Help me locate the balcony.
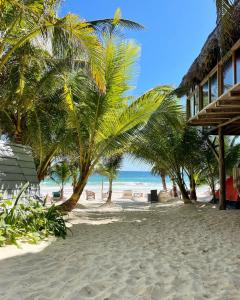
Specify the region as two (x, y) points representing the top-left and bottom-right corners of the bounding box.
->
(186, 40), (240, 135)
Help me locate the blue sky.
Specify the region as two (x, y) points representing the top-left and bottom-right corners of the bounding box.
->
(60, 1), (216, 171)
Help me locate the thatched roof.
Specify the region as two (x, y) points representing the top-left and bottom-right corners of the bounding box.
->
(178, 0), (240, 96)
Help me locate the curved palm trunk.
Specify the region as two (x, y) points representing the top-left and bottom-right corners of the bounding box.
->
(60, 180), (64, 200)
(60, 166), (91, 211)
(37, 148), (57, 181)
(171, 177), (178, 198)
(106, 178), (113, 203)
(189, 174), (197, 201)
(60, 177), (87, 211)
(209, 176), (216, 200)
(175, 172), (191, 204)
(72, 173), (78, 191)
(160, 172), (167, 191)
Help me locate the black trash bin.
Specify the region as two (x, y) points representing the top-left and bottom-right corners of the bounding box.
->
(150, 190), (158, 203)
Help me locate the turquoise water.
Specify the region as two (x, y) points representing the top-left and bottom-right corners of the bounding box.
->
(42, 171), (166, 186)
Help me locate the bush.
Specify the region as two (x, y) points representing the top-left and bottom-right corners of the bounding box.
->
(0, 199), (67, 247)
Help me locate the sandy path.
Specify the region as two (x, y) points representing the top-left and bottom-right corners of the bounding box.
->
(1, 202), (240, 300)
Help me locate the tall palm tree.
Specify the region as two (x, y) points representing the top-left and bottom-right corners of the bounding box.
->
(95, 155), (123, 204)
(131, 115), (196, 203)
(59, 35), (178, 211)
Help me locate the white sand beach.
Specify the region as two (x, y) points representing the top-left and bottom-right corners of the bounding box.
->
(1, 195), (240, 300)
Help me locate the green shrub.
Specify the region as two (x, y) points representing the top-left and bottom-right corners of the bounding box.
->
(0, 199), (67, 247)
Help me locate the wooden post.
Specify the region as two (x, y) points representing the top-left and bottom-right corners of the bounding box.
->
(217, 63), (223, 97)
(218, 127), (226, 210)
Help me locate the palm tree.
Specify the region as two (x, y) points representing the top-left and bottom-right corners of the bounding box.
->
(0, 4), (144, 182)
(0, 2), (143, 90)
(131, 116), (197, 203)
(95, 155), (123, 204)
(59, 35), (178, 211)
(49, 160), (71, 199)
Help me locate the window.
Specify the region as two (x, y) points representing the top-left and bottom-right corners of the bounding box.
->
(236, 48), (240, 83)
(210, 72), (218, 102)
(223, 57), (233, 93)
(195, 89), (199, 114)
(190, 95), (195, 117)
(202, 82), (209, 107)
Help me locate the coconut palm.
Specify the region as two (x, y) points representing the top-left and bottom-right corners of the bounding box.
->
(0, 3), (144, 182)
(95, 155), (123, 204)
(131, 116), (196, 203)
(0, 2), (143, 91)
(59, 35), (180, 211)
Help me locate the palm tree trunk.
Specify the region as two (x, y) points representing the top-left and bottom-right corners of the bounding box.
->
(175, 172), (191, 204)
(171, 177), (178, 197)
(106, 178), (113, 203)
(37, 148), (57, 181)
(60, 180), (64, 200)
(160, 172), (167, 191)
(189, 174), (197, 201)
(210, 177), (216, 199)
(60, 165), (91, 211)
(60, 177), (87, 212)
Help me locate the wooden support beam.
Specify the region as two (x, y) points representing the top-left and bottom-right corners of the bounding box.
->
(217, 100), (240, 106)
(230, 90), (240, 97)
(207, 137), (219, 161)
(206, 108), (240, 113)
(198, 115), (229, 120)
(218, 115), (240, 128)
(218, 127), (226, 210)
(199, 113), (238, 117)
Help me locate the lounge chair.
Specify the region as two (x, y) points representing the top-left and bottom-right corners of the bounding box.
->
(86, 190), (95, 200)
(132, 192), (144, 200)
(52, 191), (61, 201)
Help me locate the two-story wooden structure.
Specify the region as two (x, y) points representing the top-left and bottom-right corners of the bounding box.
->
(178, 1), (240, 209)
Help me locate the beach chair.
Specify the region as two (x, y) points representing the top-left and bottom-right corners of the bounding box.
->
(86, 190), (95, 200)
(52, 191), (61, 201)
(122, 190), (133, 199)
(132, 192), (144, 200)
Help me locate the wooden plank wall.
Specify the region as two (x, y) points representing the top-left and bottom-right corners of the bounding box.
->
(0, 142), (39, 200)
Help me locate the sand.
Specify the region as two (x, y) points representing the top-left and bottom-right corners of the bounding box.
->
(1, 197), (240, 300)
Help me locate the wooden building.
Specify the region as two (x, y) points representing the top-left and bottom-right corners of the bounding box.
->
(0, 141), (39, 201)
(178, 1), (240, 209)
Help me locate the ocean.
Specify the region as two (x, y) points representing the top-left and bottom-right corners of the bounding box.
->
(40, 171), (171, 193)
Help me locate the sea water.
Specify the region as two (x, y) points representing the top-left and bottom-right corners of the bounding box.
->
(40, 171), (171, 193)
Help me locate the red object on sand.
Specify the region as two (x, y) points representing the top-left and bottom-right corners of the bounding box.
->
(215, 176), (239, 201)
